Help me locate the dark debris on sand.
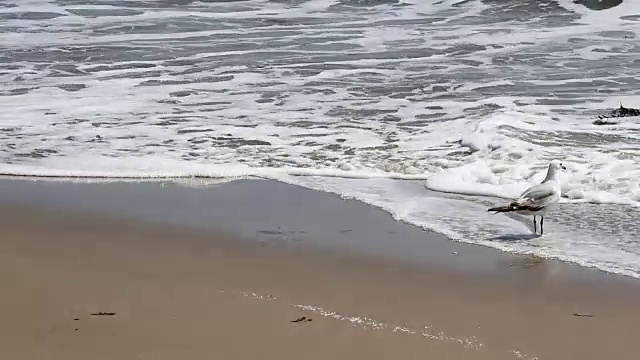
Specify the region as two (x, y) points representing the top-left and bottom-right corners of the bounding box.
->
(291, 316), (312, 323)
(90, 312), (116, 316)
(593, 104), (640, 125)
(572, 313), (596, 318)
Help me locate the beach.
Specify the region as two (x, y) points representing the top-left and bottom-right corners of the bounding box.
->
(3, 0), (640, 359)
(2, 178), (639, 360)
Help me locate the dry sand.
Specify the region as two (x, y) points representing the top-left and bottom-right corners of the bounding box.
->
(1, 180), (640, 360)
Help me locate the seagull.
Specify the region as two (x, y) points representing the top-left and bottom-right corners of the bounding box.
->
(487, 160), (566, 235)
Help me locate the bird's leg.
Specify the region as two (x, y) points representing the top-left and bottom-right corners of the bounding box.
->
(540, 216), (544, 235)
(533, 216), (537, 234)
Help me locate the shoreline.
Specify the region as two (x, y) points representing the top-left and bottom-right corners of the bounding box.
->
(2, 178), (640, 359)
(0, 176), (637, 284)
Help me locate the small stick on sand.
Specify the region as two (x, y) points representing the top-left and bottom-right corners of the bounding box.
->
(572, 313), (595, 318)
(291, 316), (312, 323)
(90, 312), (116, 316)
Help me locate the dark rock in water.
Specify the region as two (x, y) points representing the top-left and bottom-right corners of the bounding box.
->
(57, 84), (86, 92)
(593, 119), (619, 125)
(593, 104), (640, 125)
(608, 104), (640, 117)
(572, 0), (623, 11)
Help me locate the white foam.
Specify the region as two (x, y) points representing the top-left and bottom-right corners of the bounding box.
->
(0, 155), (430, 181)
(425, 110), (640, 206)
(292, 302), (485, 350)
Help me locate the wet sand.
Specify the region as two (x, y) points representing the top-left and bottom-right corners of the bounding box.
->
(1, 178), (640, 359)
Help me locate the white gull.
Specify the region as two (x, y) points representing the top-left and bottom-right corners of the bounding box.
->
(487, 160), (566, 235)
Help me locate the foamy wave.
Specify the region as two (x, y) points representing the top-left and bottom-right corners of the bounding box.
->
(0, 156), (430, 181)
(424, 110), (640, 207)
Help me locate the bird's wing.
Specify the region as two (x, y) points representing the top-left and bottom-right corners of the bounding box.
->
(515, 183), (558, 207)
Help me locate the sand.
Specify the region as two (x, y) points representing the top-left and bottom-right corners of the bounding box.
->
(1, 179), (640, 360)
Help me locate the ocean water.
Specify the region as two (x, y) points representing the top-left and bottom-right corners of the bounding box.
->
(1, 0), (639, 277)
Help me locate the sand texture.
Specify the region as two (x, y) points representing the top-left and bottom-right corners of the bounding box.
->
(1, 180), (640, 359)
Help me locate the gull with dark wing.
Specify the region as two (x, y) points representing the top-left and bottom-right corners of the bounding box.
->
(488, 160), (566, 235)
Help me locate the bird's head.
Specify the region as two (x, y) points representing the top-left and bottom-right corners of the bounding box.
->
(549, 159), (566, 171)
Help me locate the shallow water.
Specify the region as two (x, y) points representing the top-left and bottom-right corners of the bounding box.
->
(1, 0), (639, 277)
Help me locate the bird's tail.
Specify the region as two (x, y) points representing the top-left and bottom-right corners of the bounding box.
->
(487, 205), (515, 213)
(488, 202), (543, 213)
